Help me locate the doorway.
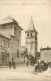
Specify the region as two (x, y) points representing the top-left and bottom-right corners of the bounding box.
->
(2, 52), (4, 64)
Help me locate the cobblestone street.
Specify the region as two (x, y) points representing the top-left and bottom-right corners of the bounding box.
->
(0, 64), (51, 81)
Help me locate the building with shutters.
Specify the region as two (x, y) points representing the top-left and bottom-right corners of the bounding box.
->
(0, 16), (23, 65)
(25, 17), (38, 57)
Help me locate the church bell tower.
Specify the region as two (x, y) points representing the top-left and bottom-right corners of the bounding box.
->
(25, 17), (38, 57)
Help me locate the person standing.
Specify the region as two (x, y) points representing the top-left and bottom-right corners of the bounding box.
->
(12, 58), (14, 66)
(13, 61), (16, 69)
(9, 61), (11, 69)
(26, 61), (29, 67)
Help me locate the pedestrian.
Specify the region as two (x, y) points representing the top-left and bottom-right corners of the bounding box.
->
(12, 58), (14, 66)
(13, 61), (16, 69)
(26, 61), (28, 67)
(9, 61), (11, 69)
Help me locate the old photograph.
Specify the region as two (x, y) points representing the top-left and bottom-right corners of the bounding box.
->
(0, 0), (51, 81)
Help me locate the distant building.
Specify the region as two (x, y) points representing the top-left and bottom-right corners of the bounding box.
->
(25, 17), (38, 57)
(0, 16), (23, 65)
(40, 47), (51, 62)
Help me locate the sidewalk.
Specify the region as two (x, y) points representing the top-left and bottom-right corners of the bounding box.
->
(0, 63), (25, 68)
(0, 65), (9, 68)
(0, 64), (34, 74)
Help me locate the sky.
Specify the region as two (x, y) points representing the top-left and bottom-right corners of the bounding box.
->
(0, 0), (51, 51)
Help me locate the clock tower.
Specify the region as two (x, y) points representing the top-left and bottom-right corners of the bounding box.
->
(25, 17), (38, 57)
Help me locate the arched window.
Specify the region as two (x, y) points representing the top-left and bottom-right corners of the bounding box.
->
(27, 33), (29, 37)
(17, 30), (19, 36)
(7, 53), (9, 57)
(31, 33), (32, 37)
(8, 42), (10, 48)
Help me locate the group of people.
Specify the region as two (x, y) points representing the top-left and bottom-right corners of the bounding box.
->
(35, 60), (48, 72)
(9, 58), (16, 69)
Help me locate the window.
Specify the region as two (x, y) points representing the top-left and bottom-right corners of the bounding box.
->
(18, 40), (19, 46)
(27, 33), (29, 37)
(17, 30), (19, 36)
(0, 40), (1, 46)
(2, 40), (5, 47)
(31, 33), (32, 37)
(2, 52), (4, 63)
(7, 53), (9, 57)
(8, 42), (10, 48)
(27, 33), (32, 37)
(11, 43), (13, 48)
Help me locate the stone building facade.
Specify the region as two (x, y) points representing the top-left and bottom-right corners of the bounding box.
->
(25, 17), (38, 57)
(40, 47), (51, 62)
(0, 16), (23, 65)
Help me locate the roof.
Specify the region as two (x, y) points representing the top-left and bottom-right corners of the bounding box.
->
(28, 17), (35, 30)
(40, 47), (51, 50)
(0, 33), (10, 39)
(25, 29), (38, 33)
(25, 17), (37, 33)
(0, 16), (17, 25)
(0, 16), (23, 30)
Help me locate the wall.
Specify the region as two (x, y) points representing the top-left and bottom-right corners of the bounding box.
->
(0, 24), (14, 36)
(0, 23), (22, 64)
(14, 25), (22, 56)
(26, 36), (37, 57)
(40, 49), (51, 62)
(0, 35), (10, 64)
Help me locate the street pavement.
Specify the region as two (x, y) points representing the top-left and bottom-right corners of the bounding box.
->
(0, 64), (51, 81)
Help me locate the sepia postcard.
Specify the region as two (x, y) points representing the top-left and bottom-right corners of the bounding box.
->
(0, 0), (51, 81)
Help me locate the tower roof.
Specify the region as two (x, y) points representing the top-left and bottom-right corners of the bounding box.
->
(28, 17), (35, 30)
(25, 17), (37, 33)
